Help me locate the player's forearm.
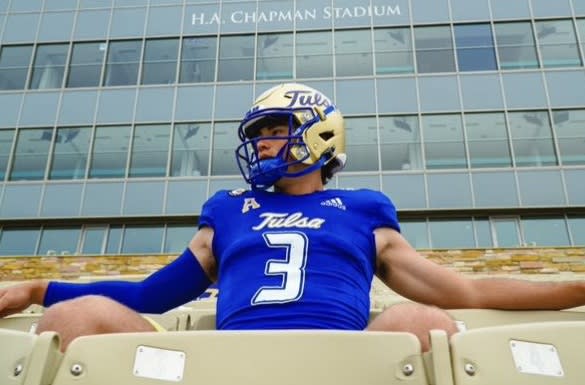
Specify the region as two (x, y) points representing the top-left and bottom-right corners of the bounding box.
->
(469, 278), (585, 310)
(30, 280), (50, 305)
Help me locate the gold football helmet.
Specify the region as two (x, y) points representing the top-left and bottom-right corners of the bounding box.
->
(235, 83), (346, 189)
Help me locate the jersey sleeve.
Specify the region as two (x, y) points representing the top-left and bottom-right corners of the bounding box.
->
(198, 190), (227, 230)
(365, 190), (401, 232)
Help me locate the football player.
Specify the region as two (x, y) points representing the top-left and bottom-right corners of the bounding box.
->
(1, 83), (584, 352)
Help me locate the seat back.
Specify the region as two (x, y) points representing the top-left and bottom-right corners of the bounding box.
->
(450, 321), (585, 385)
(0, 314), (42, 333)
(447, 309), (585, 331)
(0, 329), (61, 385)
(186, 309), (216, 330)
(52, 330), (429, 385)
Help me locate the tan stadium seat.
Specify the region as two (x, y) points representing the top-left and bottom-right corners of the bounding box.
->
(447, 309), (585, 331)
(0, 312), (190, 333)
(51, 330), (431, 385)
(0, 329), (61, 385)
(450, 321), (585, 385)
(186, 308), (216, 330)
(143, 311), (192, 331)
(0, 314), (42, 333)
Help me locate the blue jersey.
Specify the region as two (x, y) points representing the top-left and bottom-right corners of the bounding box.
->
(198, 188), (400, 331)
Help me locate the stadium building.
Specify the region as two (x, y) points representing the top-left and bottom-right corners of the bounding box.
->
(0, 0), (584, 260)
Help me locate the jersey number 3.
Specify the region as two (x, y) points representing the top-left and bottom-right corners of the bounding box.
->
(251, 231), (308, 305)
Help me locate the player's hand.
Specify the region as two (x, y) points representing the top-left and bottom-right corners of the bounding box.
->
(0, 280), (48, 318)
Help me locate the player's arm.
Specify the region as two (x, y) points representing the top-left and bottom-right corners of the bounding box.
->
(0, 227), (217, 317)
(374, 227), (585, 310)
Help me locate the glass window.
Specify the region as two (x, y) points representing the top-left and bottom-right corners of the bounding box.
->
(41, 183), (83, 217)
(494, 22), (539, 69)
(211, 121), (240, 175)
(105, 226), (122, 254)
(89, 125), (131, 179)
(59, 91), (98, 125)
(0, 228), (40, 256)
(502, 72), (547, 108)
(129, 124), (170, 178)
(81, 227), (106, 254)
(0, 130), (14, 181)
(3, 14), (40, 43)
(374, 27), (414, 74)
(535, 20), (582, 68)
(343, 117), (379, 172)
(214, 83), (253, 119)
(109, 7), (147, 38)
(0, 45), (33, 90)
(82, 182), (124, 216)
(474, 218), (493, 248)
(522, 217), (570, 246)
(121, 225), (164, 254)
(175, 86), (214, 120)
(146, 5), (182, 36)
(427, 173), (473, 208)
(142, 38), (179, 85)
(38, 227), (81, 255)
(382, 174), (426, 209)
(568, 217), (585, 246)
(464, 112), (512, 168)
(376, 77), (418, 113)
(564, 169), (585, 205)
(411, 0), (449, 23)
(49, 127), (91, 180)
(335, 79), (375, 114)
(552, 109), (585, 165)
(103, 40), (142, 86)
(256, 33), (293, 80)
(124, 181), (164, 215)
(422, 114), (467, 169)
(400, 221), (429, 249)
(171, 123), (210, 176)
(38, 12), (75, 42)
(517, 170), (565, 206)
(9, 128), (52, 181)
(74, 10), (110, 40)
(507, 111), (558, 167)
(429, 219), (475, 248)
(67, 42), (106, 88)
(472, 171), (519, 207)
(454, 24), (497, 72)
(379, 116), (422, 170)
(164, 225), (195, 253)
(135, 88), (174, 122)
(578, 19), (585, 62)
(459, 74), (504, 110)
(492, 218), (521, 247)
(335, 29), (373, 77)
(418, 75), (460, 112)
(96, 89), (136, 123)
(296, 31), (333, 78)
(29, 44), (69, 89)
(414, 26), (455, 73)
(218, 35), (254, 81)
(180, 36), (217, 83)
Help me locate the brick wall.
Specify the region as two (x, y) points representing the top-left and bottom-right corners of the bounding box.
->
(1, 247), (585, 284)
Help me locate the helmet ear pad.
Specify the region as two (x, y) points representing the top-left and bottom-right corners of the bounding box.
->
(294, 107), (346, 169)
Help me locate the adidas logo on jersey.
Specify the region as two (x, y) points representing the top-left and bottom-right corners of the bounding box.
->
(320, 197), (346, 211)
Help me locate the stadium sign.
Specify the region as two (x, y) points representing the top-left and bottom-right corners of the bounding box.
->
(191, 5), (401, 25)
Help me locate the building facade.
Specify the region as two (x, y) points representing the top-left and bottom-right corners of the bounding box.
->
(0, 0), (584, 257)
